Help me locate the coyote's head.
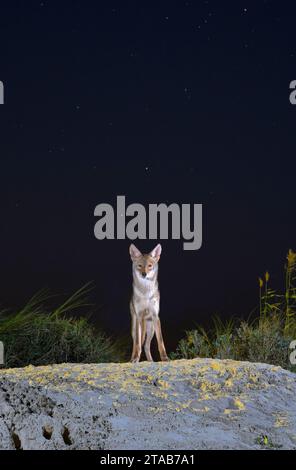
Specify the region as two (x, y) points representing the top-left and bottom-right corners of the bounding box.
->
(129, 243), (162, 279)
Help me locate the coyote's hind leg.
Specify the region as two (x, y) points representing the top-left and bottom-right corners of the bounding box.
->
(154, 317), (169, 361)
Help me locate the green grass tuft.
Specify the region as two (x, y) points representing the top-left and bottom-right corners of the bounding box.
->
(0, 284), (123, 368)
(172, 250), (296, 372)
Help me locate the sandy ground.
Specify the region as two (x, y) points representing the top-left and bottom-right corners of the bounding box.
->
(0, 358), (296, 450)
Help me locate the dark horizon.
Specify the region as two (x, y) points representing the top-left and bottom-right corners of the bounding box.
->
(1, 1), (296, 352)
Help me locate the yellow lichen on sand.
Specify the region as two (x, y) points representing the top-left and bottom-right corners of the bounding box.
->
(274, 413), (289, 428)
(233, 398), (245, 410)
(0, 358), (277, 410)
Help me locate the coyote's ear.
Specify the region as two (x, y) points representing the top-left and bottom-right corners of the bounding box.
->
(129, 244), (142, 260)
(150, 243), (162, 261)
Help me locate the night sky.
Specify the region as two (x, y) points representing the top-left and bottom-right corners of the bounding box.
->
(1, 1), (296, 352)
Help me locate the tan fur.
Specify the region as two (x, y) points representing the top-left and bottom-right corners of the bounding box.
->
(129, 243), (168, 363)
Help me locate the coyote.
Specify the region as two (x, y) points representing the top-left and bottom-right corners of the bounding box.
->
(129, 243), (169, 363)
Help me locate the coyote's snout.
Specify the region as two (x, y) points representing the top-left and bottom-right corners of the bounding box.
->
(129, 243), (168, 363)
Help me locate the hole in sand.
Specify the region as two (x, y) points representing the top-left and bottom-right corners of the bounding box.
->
(12, 432), (22, 450)
(42, 425), (53, 440)
(62, 426), (72, 446)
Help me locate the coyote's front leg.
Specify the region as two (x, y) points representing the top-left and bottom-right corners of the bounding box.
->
(130, 307), (142, 363)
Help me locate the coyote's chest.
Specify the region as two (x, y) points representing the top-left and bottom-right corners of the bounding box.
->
(132, 275), (160, 314)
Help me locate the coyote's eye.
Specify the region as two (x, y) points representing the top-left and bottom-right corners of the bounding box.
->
(138, 264), (142, 268)
(148, 264), (152, 268)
